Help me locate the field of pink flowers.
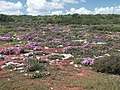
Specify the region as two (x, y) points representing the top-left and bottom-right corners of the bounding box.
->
(0, 23), (120, 90)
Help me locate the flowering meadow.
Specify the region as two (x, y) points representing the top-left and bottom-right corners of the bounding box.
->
(0, 14), (120, 90)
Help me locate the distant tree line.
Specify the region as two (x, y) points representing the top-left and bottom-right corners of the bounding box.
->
(0, 14), (14, 22)
(1, 14), (120, 25)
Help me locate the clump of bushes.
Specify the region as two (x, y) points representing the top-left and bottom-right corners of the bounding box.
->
(5, 64), (15, 70)
(25, 54), (46, 72)
(24, 54), (50, 79)
(73, 58), (82, 64)
(63, 47), (81, 57)
(93, 54), (120, 75)
(48, 54), (64, 60)
(27, 71), (50, 79)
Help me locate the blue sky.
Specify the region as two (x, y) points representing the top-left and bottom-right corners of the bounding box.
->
(0, 0), (120, 15)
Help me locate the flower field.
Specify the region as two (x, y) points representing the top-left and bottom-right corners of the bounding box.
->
(0, 14), (120, 90)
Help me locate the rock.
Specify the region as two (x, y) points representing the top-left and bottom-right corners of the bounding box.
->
(24, 52), (33, 57)
(0, 55), (5, 60)
(6, 62), (14, 66)
(1, 65), (6, 68)
(15, 44), (20, 47)
(74, 64), (78, 68)
(36, 70), (40, 73)
(61, 54), (73, 60)
(44, 47), (49, 49)
(16, 67), (24, 70)
(24, 73), (28, 76)
(70, 61), (74, 65)
(50, 87), (53, 90)
(20, 70), (25, 73)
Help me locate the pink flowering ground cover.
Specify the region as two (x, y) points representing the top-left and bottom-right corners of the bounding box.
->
(0, 37), (12, 41)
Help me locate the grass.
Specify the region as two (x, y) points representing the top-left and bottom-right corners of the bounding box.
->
(64, 71), (120, 90)
(1, 66), (120, 90)
(0, 72), (50, 90)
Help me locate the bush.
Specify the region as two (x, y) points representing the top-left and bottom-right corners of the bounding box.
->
(93, 54), (120, 75)
(25, 54), (46, 72)
(28, 72), (50, 79)
(63, 47), (81, 57)
(48, 54), (64, 60)
(5, 64), (14, 70)
(73, 58), (82, 64)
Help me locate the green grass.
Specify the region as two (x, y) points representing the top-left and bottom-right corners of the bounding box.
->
(0, 66), (120, 90)
(0, 72), (50, 90)
(64, 72), (120, 90)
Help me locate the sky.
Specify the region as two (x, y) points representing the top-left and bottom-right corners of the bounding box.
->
(0, 0), (120, 16)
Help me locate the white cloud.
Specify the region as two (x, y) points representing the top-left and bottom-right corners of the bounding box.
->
(62, 0), (79, 4)
(0, 1), (23, 15)
(62, 0), (86, 3)
(1, 0), (120, 16)
(94, 6), (120, 14)
(66, 7), (92, 14)
(52, 0), (86, 3)
(66, 6), (120, 15)
(51, 10), (63, 15)
(26, 0), (64, 15)
(26, 0), (86, 15)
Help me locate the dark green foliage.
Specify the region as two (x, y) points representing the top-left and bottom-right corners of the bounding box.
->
(91, 25), (120, 32)
(25, 54), (46, 72)
(5, 64), (14, 70)
(48, 54), (64, 60)
(1, 14), (120, 25)
(64, 48), (81, 57)
(0, 14), (14, 22)
(73, 58), (82, 64)
(28, 72), (50, 79)
(93, 54), (120, 75)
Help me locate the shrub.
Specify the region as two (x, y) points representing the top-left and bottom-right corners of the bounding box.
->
(27, 72), (50, 79)
(93, 54), (120, 75)
(48, 54), (64, 60)
(25, 54), (46, 72)
(63, 47), (81, 57)
(73, 58), (82, 64)
(5, 64), (14, 70)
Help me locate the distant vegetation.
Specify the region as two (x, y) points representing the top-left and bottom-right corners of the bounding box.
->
(0, 14), (120, 25)
(0, 14), (14, 22)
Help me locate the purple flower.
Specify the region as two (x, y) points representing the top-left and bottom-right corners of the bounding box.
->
(20, 34), (29, 40)
(26, 42), (43, 51)
(81, 58), (94, 65)
(33, 46), (43, 51)
(1, 47), (25, 55)
(0, 37), (12, 41)
(62, 46), (74, 52)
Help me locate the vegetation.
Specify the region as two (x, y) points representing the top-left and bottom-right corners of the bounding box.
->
(0, 13), (120, 90)
(25, 54), (46, 72)
(93, 53), (120, 75)
(1, 14), (120, 25)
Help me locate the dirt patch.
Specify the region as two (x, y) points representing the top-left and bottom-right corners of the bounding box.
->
(43, 48), (63, 53)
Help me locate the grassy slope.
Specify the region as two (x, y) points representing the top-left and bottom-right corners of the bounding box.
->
(0, 67), (120, 90)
